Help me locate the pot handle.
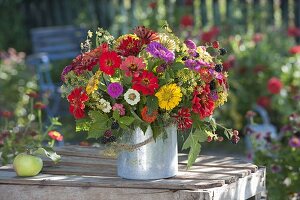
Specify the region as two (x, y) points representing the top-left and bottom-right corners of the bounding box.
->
(253, 104), (271, 124)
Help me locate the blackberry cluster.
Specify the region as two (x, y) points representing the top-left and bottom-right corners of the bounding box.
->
(100, 135), (117, 144)
(209, 81), (216, 91)
(181, 56), (188, 61)
(219, 48), (227, 56)
(215, 64), (223, 72)
(111, 121), (119, 130)
(231, 130), (240, 144)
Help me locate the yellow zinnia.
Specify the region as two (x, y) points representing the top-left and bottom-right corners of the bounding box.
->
(86, 71), (101, 95)
(155, 84), (182, 111)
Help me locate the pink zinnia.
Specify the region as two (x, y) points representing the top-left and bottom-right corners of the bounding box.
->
(107, 82), (123, 98)
(112, 103), (126, 116)
(120, 56), (146, 77)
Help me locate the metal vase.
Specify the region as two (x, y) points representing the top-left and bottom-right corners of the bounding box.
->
(117, 125), (178, 180)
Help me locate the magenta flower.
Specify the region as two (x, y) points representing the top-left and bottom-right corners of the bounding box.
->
(112, 103), (125, 116)
(146, 41), (175, 63)
(61, 65), (74, 82)
(184, 39), (197, 49)
(107, 82), (123, 98)
(289, 136), (300, 148)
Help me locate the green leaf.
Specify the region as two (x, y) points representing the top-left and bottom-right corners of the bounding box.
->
(146, 96), (158, 114)
(50, 117), (62, 126)
(87, 111), (110, 139)
(172, 62), (185, 71)
(152, 124), (163, 141)
(119, 116), (135, 126)
(33, 147), (61, 163)
(130, 108), (144, 123)
(76, 118), (91, 132)
(191, 113), (203, 129)
(187, 143), (201, 168)
(113, 110), (120, 120)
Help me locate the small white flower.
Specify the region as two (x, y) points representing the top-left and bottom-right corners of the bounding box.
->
(124, 89), (140, 105)
(99, 98), (112, 113)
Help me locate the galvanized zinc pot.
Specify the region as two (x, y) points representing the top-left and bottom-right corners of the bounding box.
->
(117, 125), (178, 180)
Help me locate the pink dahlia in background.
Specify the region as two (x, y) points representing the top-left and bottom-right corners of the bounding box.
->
(99, 51), (121, 75)
(120, 56), (146, 77)
(267, 77), (282, 94)
(180, 15), (194, 27)
(107, 82), (123, 98)
(289, 45), (300, 54)
(287, 26), (300, 37)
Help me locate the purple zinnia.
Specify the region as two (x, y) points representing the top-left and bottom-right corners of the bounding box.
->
(146, 41), (175, 63)
(107, 82), (123, 98)
(184, 39), (197, 49)
(289, 136), (300, 148)
(184, 59), (208, 70)
(61, 65), (74, 82)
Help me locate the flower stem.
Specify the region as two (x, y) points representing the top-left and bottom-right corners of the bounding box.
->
(49, 139), (55, 148)
(38, 109), (43, 141)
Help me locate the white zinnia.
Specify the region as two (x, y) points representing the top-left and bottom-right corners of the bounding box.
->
(99, 98), (112, 113)
(124, 89), (140, 105)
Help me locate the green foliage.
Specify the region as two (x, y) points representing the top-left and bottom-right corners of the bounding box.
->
(87, 111), (110, 139)
(146, 96), (158, 114)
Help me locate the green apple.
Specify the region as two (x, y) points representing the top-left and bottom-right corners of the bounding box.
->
(13, 153), (43, 177)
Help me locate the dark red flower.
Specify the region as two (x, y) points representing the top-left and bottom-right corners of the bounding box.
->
(201, 26), (220, 43)
(174, 108), (192, 130)
(184, 0), (193, 6)
(288, 26), (300, 37)
(117, 36), (142, 57)
(180, 15), (194, 27)
(253, 64), (266, 74)
(1, 111), (12, 118)
(148, 1), (157, 9)
(99, 51), (121, 76)
(132, 70), (159, 95)
(70, 43), (108, 75)
(27, 91), (39, 98)
(267, 77), (282, 94)
(223, 55), (235, 71)
(34, 102), (47, 110)
(257, 96), (271, 108)
(133, 26), (160, 45)
(192, 85), (215, 119)
(212, 41), (220, 49)
(252, 33), (264, 43)
(199, 67), (213, 83)
(67, 87), (89, 119)
(289, 45), (300, 54)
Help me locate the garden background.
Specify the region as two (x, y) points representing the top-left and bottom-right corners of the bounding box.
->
(1, 0), (300, 199)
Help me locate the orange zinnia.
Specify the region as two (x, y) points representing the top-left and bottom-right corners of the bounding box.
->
(141, 106), (157, 123)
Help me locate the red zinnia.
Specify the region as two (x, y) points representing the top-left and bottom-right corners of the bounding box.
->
(257, 96), (271, 108)
(180, 15), (194, 27)
(133, 26), (160, 45)
(192, 85), (215, 119)
(289, 45), (300, 54)
(117, 36), (142, 57)
(288, 26), (300, 37)
(199, 67), (213, 83)
(201, 26), (220, 43)
(67, 87), (89, 119)
(267, 77), (282, 94)
(99, 51), (121, 76)
(174, 108), (192, 130)
(132, 70), (159, 95)
(48, 131), (63, 141)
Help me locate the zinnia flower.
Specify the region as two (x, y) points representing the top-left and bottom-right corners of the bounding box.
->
(107, 82), (123, 98)
(120, 56), (146, 77)
(98, 98), (112, 113)
(267, 77), (282, 94)
(112, 103), (125, 116)
(192, 85), (215, 119)
(184, 39), (197, 49)
(116, 35), (143, 57)
(132, 70), (159, 95)
(124, 89), (140, 105)
(133, 26), (160, 45)
(289, 136), (300, 148)
(99, 51), (121, 76)
(141, 106), (157, 123)
(61, 65), (74, 82)
(155, 84), (182, 111)
(48, 131), (63, 141)
(86, 70), (101, 95)
(146, 41), (175, 63)
(67, 87), (89, 119)
(174, 108), (192, 130)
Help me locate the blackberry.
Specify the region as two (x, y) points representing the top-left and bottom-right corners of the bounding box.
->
(111, 121), (119, 130)
(215, 64), (223, 72)
(100, 136), (108, 144)
(104, 130), (113, 138)
(219, 48), (227, 56)
(108, 136), (117, 143)
(181, 56), (188, 61)
(231, 135), (240, 144)
(209, 81), (216, 90)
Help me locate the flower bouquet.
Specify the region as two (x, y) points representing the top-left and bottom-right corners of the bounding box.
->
(61, 23), (238, 176)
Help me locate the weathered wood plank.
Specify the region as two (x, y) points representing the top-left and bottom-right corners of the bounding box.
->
(0, 171), (224, 190)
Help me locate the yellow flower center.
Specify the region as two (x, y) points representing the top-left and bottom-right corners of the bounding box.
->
(129, 93), (136, 100)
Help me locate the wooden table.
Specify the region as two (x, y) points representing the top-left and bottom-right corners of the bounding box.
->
(0, 146), (265, 200)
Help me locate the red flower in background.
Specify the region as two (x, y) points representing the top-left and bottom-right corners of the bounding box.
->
(184, 0), (193, 6)
(253, 64), (266, 74)
(267, 77), (283, 94)
(174, 108), (193, 130)
(289, 45), (300, 54)
(34, 102), (47, 110)
(223, 55), (235, 71)
(180, 15), (194, 27)
(252, 33), (264, 43)
(257, 96), (271, 108)
(288, 26), (300, 37)
(27, 91), (39, 99)
(1, 111), (12, 118)
(148, 1), (157, 9)
(132, 70), (159, 95)
(67, 87), (89, 119)
(99, 51), (121, 75)
(201, 26), (220, 43)
(192, 85), (215, 119)
(48, 131), (63, 141)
